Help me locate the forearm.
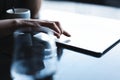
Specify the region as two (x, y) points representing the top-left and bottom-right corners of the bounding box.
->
(0, 19), (18, 38)
(25, 0), (42, 19)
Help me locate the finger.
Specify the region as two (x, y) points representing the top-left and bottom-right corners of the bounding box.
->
(54, 21), (71, 37)
(63, 30), (71, 37)
(41, 21), (71, 37)
(39, 24), (61, 38)
(39, 21), (61, 34)
(53, 22), (71, 37)
(54, 21), (63, 34)
(54, 31), (60, 38)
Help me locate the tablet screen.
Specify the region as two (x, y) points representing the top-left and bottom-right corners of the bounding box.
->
(57, 24), (120, 54)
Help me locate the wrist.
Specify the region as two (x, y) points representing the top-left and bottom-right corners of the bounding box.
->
(12, 19), (23, 30)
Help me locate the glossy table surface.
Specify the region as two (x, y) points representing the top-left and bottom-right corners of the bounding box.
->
(40, 2), (120, 80)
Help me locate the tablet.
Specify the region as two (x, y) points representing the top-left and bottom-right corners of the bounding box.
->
(41, 10), (120, 58)
(56, 19), (120, 58)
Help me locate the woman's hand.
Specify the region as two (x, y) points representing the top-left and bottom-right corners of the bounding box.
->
(0, 19), (71, 55)
(16, 19), (71, 38)
(0, 19), (70, 38)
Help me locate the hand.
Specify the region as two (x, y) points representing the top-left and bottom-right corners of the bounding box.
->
(17, 19), (71, 38)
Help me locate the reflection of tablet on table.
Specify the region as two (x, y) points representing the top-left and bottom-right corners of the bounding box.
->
(56, 23), (120, 58)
